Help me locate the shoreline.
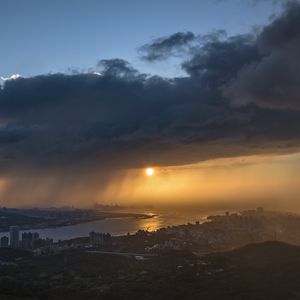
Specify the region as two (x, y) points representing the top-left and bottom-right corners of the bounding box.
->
(0, 211), (155, 234)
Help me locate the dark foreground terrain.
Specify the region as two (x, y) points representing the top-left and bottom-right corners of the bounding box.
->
(0, 241), (299, 300)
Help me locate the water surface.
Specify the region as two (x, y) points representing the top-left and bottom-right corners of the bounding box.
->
(0, 209), (221, 242)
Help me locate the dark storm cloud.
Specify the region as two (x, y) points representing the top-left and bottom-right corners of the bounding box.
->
(182, 34), (258, 82)
(223, 1), (300, 109)
(0, 2), (300, 175)
(0, 124), (32, 144)
(98, 58), (140, 78)
(139, 31), (196, 61)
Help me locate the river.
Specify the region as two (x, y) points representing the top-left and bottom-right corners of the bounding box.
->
(0, 209), (223, 242)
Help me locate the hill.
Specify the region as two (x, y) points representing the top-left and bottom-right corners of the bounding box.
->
(0, 241), (299, 299)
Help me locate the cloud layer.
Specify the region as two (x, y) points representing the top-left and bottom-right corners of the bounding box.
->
(0, 1), (300, 180)
(224, 0), (300, 110)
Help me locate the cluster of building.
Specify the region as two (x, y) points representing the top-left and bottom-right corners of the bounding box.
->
(89, 232), (112, 246)
(145, 208), (300, 253)
(0, 226), (53, 250)
(0, 228), (114, 254)
(1, 208), (300, 256)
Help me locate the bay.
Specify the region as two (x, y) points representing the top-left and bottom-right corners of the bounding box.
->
(0, 209), (221, 242)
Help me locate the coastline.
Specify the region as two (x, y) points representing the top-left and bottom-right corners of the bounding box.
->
(0, 211), (155, 233)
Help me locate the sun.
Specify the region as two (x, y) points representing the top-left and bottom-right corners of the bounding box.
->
(145, 167), (155, 176)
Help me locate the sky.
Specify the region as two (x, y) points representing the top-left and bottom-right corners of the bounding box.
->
(0, 0), (281, 78)
(0, 0), (300, 210)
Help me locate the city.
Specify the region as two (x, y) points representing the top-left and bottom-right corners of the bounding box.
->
(1, 208), (300, 299)
(1, 208), (300, 256)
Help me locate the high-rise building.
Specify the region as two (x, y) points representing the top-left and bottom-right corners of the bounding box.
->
(0, 236), (9, 248)
(10, 226), (20, 248)
(89, 232), (111, 246)
(21, 232), (41, 250)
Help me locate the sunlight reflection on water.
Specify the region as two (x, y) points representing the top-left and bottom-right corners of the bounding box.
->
(0, 209), (221, 242)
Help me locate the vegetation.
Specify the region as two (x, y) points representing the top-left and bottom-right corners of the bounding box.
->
(0, 241), (300, 299)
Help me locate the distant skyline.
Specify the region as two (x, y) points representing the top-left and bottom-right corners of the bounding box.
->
(1, 0), (281, 78)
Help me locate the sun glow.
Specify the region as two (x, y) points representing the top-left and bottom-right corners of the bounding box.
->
(145, 167), (155, 176)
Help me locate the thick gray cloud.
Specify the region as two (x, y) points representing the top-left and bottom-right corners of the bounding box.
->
(139, 31), (196, 61)
(98, 59), (140, 78)
(0, 2), (300, 177)
(223, 1), (300, 109)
